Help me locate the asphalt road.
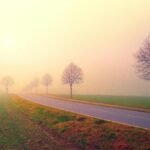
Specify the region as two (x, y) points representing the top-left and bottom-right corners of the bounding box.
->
(19, 94), (150, 129)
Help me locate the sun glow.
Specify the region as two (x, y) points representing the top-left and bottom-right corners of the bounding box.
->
(0, 34), (17, 50)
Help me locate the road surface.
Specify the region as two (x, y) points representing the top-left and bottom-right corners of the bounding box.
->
(19, 94), (150, 129)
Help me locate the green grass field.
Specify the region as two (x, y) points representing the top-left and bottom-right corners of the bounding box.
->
(0, 95), (149, 150)
(52, 95), (150, 109)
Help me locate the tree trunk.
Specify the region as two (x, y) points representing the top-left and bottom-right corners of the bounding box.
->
(70, 84), (72, 99)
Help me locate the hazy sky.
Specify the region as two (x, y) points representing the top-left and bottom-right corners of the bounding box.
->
(0, 0), (150, 96)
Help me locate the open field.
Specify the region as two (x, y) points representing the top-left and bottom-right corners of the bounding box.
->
(51, 95), (150, 109)
(0, 95), (149, 150)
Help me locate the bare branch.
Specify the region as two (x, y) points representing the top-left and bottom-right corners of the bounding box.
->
(42, 73), (52, 94)
(62, 63), (83, 85)
(135, 36), (150, 80)
(62, 63), (83, 98)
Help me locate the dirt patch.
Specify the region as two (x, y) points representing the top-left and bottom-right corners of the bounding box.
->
(113, 138), (130, 150)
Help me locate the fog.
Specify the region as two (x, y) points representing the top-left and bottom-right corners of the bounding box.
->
(0, 0), (150, 96)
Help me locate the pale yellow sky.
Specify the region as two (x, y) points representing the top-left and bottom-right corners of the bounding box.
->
(0, 0), (150, 95)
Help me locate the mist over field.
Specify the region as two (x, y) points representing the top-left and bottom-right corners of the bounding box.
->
(0, 1), (149, 150)
(0, 0), (150, 96)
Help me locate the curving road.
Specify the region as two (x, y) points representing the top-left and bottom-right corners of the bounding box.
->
(19, 94), (150, 129)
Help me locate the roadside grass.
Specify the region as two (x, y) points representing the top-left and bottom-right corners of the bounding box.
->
(31, 107), (75, 127)
(0, 95), (73, 150)
(51, 94), (150, 109)
(0, 95), (28, 149)
(13, 95), (150, 150)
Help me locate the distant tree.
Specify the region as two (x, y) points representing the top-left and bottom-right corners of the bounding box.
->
(23, 84), (32, 93)
(42, 74), (52, 94)
(62, 63), (83, 98)
(135, 36), (150, 80)
(1, 76), (14, 94)
(30, 78), (39, 94)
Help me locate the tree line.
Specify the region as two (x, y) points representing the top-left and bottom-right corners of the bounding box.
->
(1, 63), (83, 98)
(24, 63), (83, 98)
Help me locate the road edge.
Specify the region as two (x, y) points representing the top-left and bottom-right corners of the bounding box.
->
(45, 95), (150, 113)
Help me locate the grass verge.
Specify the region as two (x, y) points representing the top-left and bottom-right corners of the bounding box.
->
(50, 94), (150, 110)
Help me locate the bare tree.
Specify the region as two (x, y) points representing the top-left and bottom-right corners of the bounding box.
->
(62, 63), (83, 98)
(42, 74), (52, 94)
(30, 78), (39, 94)
(1, 76), (14, 94)
(135, 36), (150, 80)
